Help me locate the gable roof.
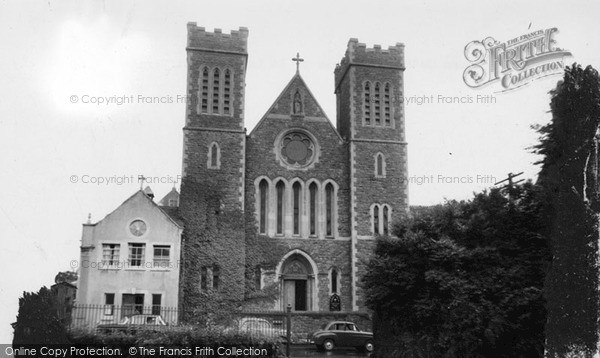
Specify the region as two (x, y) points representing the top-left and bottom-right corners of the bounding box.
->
(249, 73), (342, 141)
(91, 189), (183, 229)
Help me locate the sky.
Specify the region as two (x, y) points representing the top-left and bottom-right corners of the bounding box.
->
(1, 0), (599, 343)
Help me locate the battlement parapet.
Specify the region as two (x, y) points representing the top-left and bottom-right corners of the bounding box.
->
(334, 38), (405, 89)
(187, 22), (248, 54)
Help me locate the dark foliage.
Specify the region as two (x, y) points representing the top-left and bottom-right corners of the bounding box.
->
(364, 183), (550, 358)
(534, 64), (600, 357)
(13, 286), (69, 345)
(178, 178), (246, 326)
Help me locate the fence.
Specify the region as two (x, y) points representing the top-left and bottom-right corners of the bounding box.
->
(68, 304), (178, 333)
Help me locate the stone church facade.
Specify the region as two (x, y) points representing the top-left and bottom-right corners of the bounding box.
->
(179, 23), (408, 314)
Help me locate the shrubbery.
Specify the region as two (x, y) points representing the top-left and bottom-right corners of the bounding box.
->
(68, 327), (281, 357)
(364, 183), (550, 358)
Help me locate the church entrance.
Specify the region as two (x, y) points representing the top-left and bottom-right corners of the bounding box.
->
(280, 254), (314, 311)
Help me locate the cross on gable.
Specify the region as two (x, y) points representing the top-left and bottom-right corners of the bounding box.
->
(292, 52), (304, 73)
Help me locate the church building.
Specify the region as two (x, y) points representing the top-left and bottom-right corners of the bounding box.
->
(179, 23), (408, 314)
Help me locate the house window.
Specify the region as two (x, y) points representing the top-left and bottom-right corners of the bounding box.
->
(212, 68), (221, 113)
(128, 243), (145, 267)
(375, 153), (386, 177)
(364, 81), (371, 125)
(325, 183), (333, 237)
(259, 179), (268, 234)
(200, 67), (209, 113)
(152, 294), (161, 315)
(309, 182), (317, 236)
(293, 182), (301, 235)
(102, 244), (120, 267)
(153, 245), (170, 268)
(224, 69), (232, 115)
(168, 198), (178, 207)
(200, 266), (207, 290)
(276, 181), (285, 235)
(373, 205), (380, 235)
(208, 142), (220, 169)
(384, 83), (391, 125)
(212, 265), (220, 290)
(104, 293), (115, 315)
(374, 82), (381, 125)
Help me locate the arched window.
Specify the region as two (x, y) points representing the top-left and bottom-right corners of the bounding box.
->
(325, 183), (334, 237)
(293, 182), (301, 235)
(200, 67), (209, 113)
(208, 142), (220, 169)
(384, 83), (391, 126)
(383, 205), (389, 235)
(259, 179), (268, 234)
(331, 268), (339, 294)
(200, 266), (207, 290)
(375, 153), (385, 177)
(212, 265), (220, 290)
(373, 204), (380, 235)
(309, 182), (317, 236)
(255, 266), (262, 289)
(364, 81), (371, 125)
(374, 82), (381, 125)
(276, 181), (285, 235)
(212, 68), (221, 113)
(224, 69), (231, 115)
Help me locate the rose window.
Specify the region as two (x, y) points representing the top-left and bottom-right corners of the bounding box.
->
(280, 132), (315, 167)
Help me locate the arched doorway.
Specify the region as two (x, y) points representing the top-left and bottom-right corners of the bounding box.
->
(280, 253), (315, 311)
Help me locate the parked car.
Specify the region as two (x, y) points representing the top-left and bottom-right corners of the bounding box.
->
(226, 317), (289, 342)
(96, 314), (167, 333)
(311, 321), (373, 352)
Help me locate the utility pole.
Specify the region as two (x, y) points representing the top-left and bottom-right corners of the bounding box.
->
(494, 172), (524, 200)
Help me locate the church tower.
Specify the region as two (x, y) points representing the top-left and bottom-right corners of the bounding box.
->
(179, 24), (248, 314)
(334, 39), (408, 309)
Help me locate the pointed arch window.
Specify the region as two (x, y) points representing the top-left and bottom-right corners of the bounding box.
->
(331, 268), (339, 294)
(364, 81), (371, 125)
(374, 82), (381, 125)
(200, 67), (209, 113)
(325, 183), (334, 237)
(383, 205), (389, 235)
(293, 182), (301, 235)
(224, 69), (232, 115)
(200, 266), (207, 290)
(276, 181), (285, 235)
(212, 265), (220, 290)
(384, 83), (391, 126)
(309, 182), (317, 236)
(212, 68), (221, 113)
(373, 204), (380, 235)
(208, 142), (220, 169)
(375, 153), (386, 178)
(259, 180), (268, 234)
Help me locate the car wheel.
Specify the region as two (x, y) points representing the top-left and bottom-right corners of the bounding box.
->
(323, 339), (335, 351)
(364, 340), (374, 353)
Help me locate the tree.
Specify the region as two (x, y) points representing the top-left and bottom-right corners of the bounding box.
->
(364, 183), (550, 358)
(534, 64), (600, 357)
(13, 286), (68, 345)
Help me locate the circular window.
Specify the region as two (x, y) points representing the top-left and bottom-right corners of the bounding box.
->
(279, 132), (316, 167)
(129, 220), (147, 237)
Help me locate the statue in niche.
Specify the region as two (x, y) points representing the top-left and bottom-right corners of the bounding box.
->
(293, 91), (303, 114)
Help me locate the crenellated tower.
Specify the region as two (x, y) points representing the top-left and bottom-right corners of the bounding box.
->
(179, 24), (248, 316)
(334, 39), (408, 310)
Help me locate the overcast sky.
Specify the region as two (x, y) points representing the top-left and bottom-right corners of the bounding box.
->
(1, 0), (599, 342)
